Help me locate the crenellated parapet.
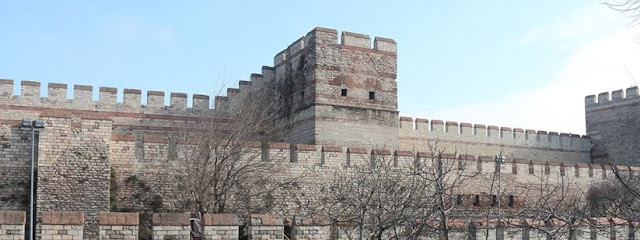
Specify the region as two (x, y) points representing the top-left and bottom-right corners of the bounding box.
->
(585, 86), (639, 107)
(585, 87), (640, 165)
(0, 79), (213, 112)
(398, 116), (592, 163)
(106, 134), (628, 183)
(212, 66), (276, 112)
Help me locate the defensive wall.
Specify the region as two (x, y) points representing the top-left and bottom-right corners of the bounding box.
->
(1, 27), (633, 239)
(586, 86), (640, 166)
(217, 27), (400, 148)
(210, 27), (592, 162)
(398, 117), (592, 163)
(1, 211), (638, 240)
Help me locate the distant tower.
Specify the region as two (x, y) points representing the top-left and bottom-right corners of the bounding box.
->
(585, 87), (640, 165)
(273, 27), (399, 148)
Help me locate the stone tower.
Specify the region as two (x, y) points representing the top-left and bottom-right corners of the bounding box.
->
(273, 27), (399, 148)
(585, 86), (640, 165)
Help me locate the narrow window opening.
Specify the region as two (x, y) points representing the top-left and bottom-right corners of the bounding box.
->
(341, 88), (348, 96)
(508, 195), (515, 207)
(473, 195), (480, 206)
(528, 161), (534, 175)
(369, 91), (375, 100)
(544, 163), (550, 175)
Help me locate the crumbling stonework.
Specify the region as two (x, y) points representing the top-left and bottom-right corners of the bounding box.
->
(36, 117), (111, 239)
(0, 125), (31, 212)
(0, 124), (10, 142)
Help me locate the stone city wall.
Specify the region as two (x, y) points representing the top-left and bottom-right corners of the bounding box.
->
(4, 211), (637, 240)
(151, 213), (190, 240)
(586, 86), (640, 166)
(40, 211), (84, 240)
(202, 214), (240, 240)
(0, 211), (26, 240)
(248, 214), (285, 240)
(399, 116), (592, 163)
(98, 212), (139, 240)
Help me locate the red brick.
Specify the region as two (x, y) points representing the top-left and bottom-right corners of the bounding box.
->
(321, 146), (343, 153)
(202, 214), (239, 226)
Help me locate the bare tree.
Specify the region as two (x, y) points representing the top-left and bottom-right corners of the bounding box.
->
(606, 0), (640, 26)
(170, 80), (309, 219)
(323, 141), (481, 240)
(323, 150), (430, 240)
(506, 175), (595, 239)
(593, 166), (640, 222)
(409, 141), (479, 240)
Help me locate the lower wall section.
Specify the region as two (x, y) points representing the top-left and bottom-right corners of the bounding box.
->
(248, 214), (285, 240)
(152, 213), (190, 240)
(98, 212), (139, 240)
(202, 214), (240, 240)
(40, 211), (84, 240)
(0, 211), (26, 240)
(6, 211), (638, 240)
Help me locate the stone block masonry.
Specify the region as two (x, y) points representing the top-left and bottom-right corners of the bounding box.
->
(292, 215), (331, 240)
(398, 117), (592, 163)
(202, 214), (240, 240)
(3, 26), (640, 239)
(248, 214), (284, 240)
(586, 87), (640, 165)
(40, 211), (84, 240)
(0, 211), (26, 240)
(152, 213), (190, 239)
(98, 212), (139, 240)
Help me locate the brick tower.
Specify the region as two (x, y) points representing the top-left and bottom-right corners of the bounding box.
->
(273, 27), (399, 148)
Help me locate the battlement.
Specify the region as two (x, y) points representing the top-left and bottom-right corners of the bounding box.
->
(585, 86), (639, 108)
(106, 133), (612, 177)
(585, 86), (640, 165)
(0, 79), (213, 112)
(398, 116), (591, 157)
(273, 27), (397, 67)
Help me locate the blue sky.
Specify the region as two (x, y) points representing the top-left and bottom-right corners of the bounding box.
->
(1, 1), (639, 134)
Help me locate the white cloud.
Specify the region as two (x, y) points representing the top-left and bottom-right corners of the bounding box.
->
(426, 29), (640, 135)
(407, 2), (640, 135)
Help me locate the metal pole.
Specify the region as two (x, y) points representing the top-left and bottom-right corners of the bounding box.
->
(495, 155), (503, 227)
(497, 158), (501, 223)
(29, 123), (34, 240)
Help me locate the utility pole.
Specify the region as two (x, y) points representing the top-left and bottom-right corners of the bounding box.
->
(22, 118), (45, 240)
(495, 155), (506, 224)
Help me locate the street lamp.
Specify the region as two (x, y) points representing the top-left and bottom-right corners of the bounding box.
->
(22, 118), (44, 240)
(495, 155), (506, 226)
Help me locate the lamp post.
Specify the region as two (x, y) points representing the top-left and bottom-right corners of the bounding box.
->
(22, 118), (44, 240)
(495, 155), (506, 225)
